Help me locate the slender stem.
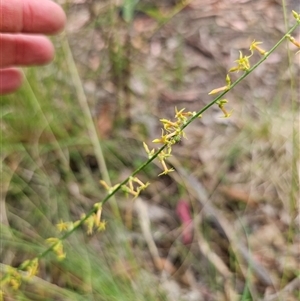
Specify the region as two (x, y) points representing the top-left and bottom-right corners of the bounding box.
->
(14, 21), (300, 269)
(181, 21), (300, 128)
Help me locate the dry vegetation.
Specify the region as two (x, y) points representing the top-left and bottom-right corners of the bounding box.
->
(1, 0), (299, 300)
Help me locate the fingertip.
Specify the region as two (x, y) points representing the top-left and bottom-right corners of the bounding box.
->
(56, 6), (67, 34)
(0, 0), (67, 34)
(0, 34), (56, 68)
(47, 1), (67, 34)
(37, 36), (55, 64)
(22, 0), (67, 34)
(0, 68), (23, 95)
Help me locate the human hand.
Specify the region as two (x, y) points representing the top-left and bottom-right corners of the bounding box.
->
(0, 0), (66, 94)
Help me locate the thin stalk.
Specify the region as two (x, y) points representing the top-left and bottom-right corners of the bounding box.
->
(9, 21), (300, 272)
(280, 1), (299, 290)
(100, 23), (299, 200)
(181, 21), (300, 128)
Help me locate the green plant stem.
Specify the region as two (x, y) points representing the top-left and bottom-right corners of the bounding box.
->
(11, 21), (300, 273)
(182, 21), (300, 128)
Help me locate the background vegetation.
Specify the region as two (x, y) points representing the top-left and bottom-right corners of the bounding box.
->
(1, 0), (299, 300)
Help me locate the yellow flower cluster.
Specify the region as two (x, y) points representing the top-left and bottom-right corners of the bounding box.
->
(3, 11), (299, 300)
(121, 176), (150, 198)
(153, 107), (195, 145)
(19, 258), (39, 279)
(45, 237), (66, 261)
(100, 177), (149, 200)
(0, 258), (39, 298)
(56, 202), (107, 237)
(0, 267), (22, 291)
(208, 39), (269, 117)
(56, 220), (74, 232)
(229, 51), (252, 72)
(81, 203), (107, 235)
(144, 107), (200, 176)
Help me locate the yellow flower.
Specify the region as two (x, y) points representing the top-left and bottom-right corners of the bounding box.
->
(152, 132), (172, 144)
(174, 107), (194, 123)
(158, 166), (175, 176)
(94, 203), (103, 227)
(6, 268), (22, 290)
(27, 259), (39, 278)
(10, 277), (21, 290)
(225, 74), (231, 86)
(97, 220), (107, 232)
(229, 51), (251, 72)
(287, 34), (300, 48)
(208, 85), (229, 95)
(292, 10), (300, 22)
(121, 184), (138, 198)
(20, 258), (39, 278)
(56, 220), (71, 232)
(228, 66), (240, 72)
(46, 238), (66, 260)
(209, 74), (231, 95)
(157, 157), (175, 176)
(121, 177), (150, 199)
(57, 252), (66, 261)
(250, 40), (267, 55)
(143, 142), (155, 158)
(216, 99), (233, 118)
(160, 118), (178, 132)
(132, 177), (150, 191)
(84, 215), (96, 235)
(99, 180), (120, 194)
(175, 107), (186, 119)
(221, 109), (233, 118)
